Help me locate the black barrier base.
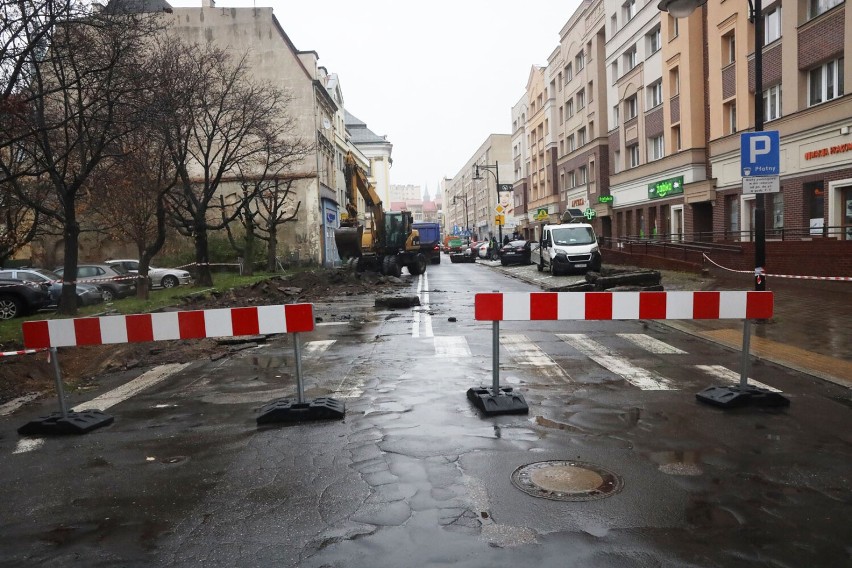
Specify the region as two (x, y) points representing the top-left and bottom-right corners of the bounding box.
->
(256, 397), (345, 425)
(18, 410), (114, 436)
(696, 385), (790, 409)
(467, 386), (529, 416)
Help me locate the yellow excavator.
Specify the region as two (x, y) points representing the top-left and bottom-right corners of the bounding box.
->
(334, 152), (427, 277)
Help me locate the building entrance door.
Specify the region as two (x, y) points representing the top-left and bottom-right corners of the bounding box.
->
(843, 186), (852, 240)
(671, 206), (683, 242)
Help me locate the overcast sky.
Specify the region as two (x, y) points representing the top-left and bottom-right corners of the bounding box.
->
(169, 0), (582, 195)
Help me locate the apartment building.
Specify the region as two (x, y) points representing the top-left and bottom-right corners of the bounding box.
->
(554, 0), (610, 238)
(706, 0), (852, 243)
(445, 135), (512, 241)
(523, 65), (559, 239)
(510, 94), (530, 235)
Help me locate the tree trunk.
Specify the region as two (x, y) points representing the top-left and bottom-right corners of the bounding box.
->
(266, 226), (278, 272)
(137, 248), (151, 300)
(58, 208), (80, 316)
(194, 226), (213, 286)
(243, 224), (255, 277)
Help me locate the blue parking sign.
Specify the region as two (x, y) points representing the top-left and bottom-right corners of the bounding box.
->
(741, 131), (780, 177)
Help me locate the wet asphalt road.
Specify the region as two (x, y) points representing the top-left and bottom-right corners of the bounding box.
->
(1, 258), (851, 567)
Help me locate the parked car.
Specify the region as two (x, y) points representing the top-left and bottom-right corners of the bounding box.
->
(499, 240), (533, 266)
(54, 264), (136, 302)
(477, 241), (499, 261)
(0, 268), (103, 308)
(105, 259), (193, 289)
(0, 278), (52, 319)
(530, 222), (602, 275)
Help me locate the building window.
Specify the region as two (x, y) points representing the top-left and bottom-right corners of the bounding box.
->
(589, 121), (595, 138)
(723, 32), (736, 64)
(669, 15), (679, 38)
(764, 6), (781, 44)
(727, 195), (740, 235)
(764, 84), (782, 121)
(576, 50), (585, 71)
(614, 150), (621, 174)
(557, 72), (563, 91)
(809, 58), (844, 106)
(725, 101), (737, 134)
(771, 192), (784, 231)
(611, 14), (618, 35)
(624, 46), (637, 71)
(577, 89), (586, 110)
(625, 95), (638, 119)
(672, 125), (681, 151)
(578, 127), (587, 146)
(648, 26), (661, 54)
(648, 81), (663, 108)
(559, 106), (564, 124)
(566, 63), (573, 82)
(623, 0), (637, 22)
(628, 145), (640, 168)
(613, 104), (620, 126)
(809, 0), (842, 19)
(648, 135), (664, 161)
(567, 134), (575, 152)
(612, 61), (619, 82)
(670, 67), (680, 95)
(566, 100), (574, 118)
(569, 170), (576, 187)
(579, 166), (588, 184)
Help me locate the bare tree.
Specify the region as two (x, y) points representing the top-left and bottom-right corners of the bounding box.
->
(162, 46), (306, 286)
(0, 3), (163, 313)
(220, 123), (311, 275)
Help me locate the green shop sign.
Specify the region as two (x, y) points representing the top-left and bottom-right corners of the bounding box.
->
(648, 176), (684, 199)
(598, 195), (614, 204)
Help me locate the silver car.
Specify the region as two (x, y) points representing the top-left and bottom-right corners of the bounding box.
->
(105, 259), (193, 289)
(0, 268), (104, 308)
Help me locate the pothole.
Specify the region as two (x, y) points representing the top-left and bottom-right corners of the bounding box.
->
(511, 460), (623, 501)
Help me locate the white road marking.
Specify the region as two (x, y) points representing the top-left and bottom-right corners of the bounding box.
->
(13, 438), (44, 454)
(304, 340), (335, 356)
(557, 334), (676, 390)
(316, 322), (350, 327)
(694, 365), (781, 392)
(434, 336), (472, 358)
(500, 334), (572, 382)
(72, 362), (191, 412)
(413, 273), (433, 338)
(0, 392), (40, 417)
(617, 333), (687, 354)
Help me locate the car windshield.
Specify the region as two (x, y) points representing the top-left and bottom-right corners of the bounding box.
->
(551, 227), (596, 245)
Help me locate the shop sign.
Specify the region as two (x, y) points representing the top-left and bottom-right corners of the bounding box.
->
(598, 195), (614, 204)
(534, 208), (549, 221)
(570, 198), (585, 208)
(583, 208), (596, 220)
(648, 176), (684, 200)
(804, 142), (852, 161)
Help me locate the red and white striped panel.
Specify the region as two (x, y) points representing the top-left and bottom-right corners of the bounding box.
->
(475, 291), (773, 321)
(22, 304), (314, 349)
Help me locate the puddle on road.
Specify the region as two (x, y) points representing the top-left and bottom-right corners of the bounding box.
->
(649, 450), (704, 476)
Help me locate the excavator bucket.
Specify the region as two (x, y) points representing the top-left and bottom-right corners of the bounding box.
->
(334, 225), (364, 259)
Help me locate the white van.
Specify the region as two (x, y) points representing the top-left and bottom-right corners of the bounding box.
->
(533, 222), (602, 276)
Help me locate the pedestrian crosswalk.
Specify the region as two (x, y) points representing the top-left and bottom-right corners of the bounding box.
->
(302, 330), (776, 393)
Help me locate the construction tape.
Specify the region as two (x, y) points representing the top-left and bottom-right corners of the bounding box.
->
(0, 348), (48, 358)
(703, 254), (852, 281)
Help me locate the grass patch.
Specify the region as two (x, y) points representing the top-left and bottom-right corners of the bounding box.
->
(0, 271), (278, 347)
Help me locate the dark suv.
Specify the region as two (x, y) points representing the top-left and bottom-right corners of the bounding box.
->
(0, 278), (52, 319)
(54, 264), (136, 302)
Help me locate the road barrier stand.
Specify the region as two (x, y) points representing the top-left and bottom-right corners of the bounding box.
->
(473, 290), (789, 415)
(18, 304), (344, 436)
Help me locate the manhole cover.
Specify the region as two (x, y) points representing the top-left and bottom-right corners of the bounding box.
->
(511, 461), (623, 502)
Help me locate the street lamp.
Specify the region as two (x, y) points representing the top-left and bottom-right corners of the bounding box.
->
(659, 0), (788, 409)
(473, 162), (508, 245)
(452, 194), (469, 238)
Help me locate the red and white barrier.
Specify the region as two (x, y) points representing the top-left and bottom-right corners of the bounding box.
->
(22, 304), (315, 349)
(475, 291), (773, 321)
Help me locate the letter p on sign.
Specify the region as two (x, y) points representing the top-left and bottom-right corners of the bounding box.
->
(741, 131), (780, 177)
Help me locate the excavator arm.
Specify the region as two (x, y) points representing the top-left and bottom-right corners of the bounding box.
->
(336, 152), (384, 259)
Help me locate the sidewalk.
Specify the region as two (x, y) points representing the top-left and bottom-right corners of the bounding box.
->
(486, 259), (852, 389)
